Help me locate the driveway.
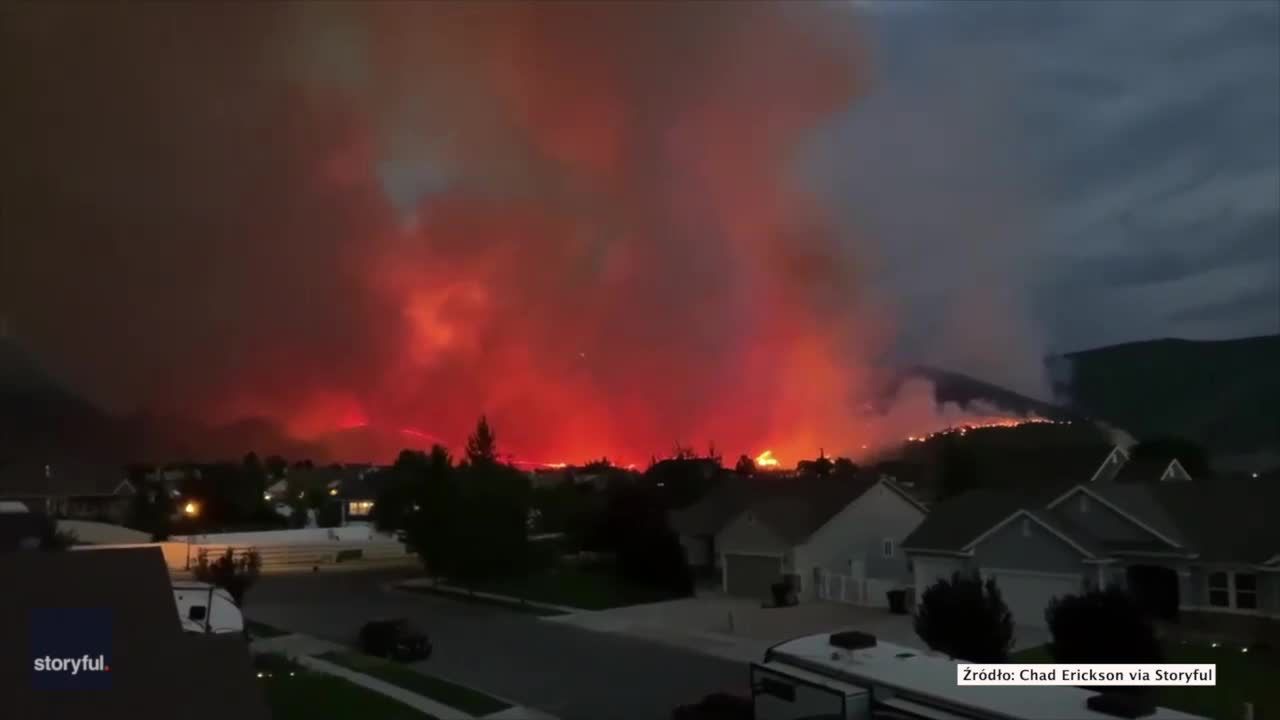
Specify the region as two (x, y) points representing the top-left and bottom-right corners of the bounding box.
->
(546, 592), (1048, 659)
(247, 569), (743, 720)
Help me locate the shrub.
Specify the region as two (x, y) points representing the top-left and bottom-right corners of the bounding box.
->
(1047, 586), (1162, 665)
(913, 572), (1014, 662)
(194, 547), (262, 607)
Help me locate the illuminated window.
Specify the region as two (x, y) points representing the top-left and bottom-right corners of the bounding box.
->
(348, 500), (374, 516)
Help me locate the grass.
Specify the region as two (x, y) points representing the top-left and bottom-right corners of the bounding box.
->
(1012, 641), (1279, 719)
(245, 619), (290, 638)
(316, 650), (512, 716)
(255, 653), (437, 720)
(449, 564), (683, 611)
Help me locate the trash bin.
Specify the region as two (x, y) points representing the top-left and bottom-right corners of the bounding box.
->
(887, 588), (907, 615)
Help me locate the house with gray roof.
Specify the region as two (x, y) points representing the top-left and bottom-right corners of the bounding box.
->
(903, 452), (1280, 643)
(675, 474), (927, 602)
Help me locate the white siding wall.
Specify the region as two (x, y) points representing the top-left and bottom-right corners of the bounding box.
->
(794, 482), (925, 600)
(716, 510), (789, 558)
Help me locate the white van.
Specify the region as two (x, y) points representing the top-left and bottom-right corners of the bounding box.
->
(172, 581), (244, 635)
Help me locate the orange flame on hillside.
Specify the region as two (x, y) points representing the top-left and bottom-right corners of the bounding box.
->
(905, 417), (1069, 443)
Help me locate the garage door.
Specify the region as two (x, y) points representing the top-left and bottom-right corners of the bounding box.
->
(985, 571), (1082, 629)
(914, 557), (965, 598)
(724, 553), (782, 599)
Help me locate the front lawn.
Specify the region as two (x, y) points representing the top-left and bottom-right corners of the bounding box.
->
(458, 564), (683, 611)
(255, 653), (437, 720)
(1013, 642), (1278, 719)
(316, 650), (511, 716)
(245, 619), (290, 638)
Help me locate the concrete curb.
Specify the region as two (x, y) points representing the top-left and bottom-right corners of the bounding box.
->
(394, 578), (581, 615)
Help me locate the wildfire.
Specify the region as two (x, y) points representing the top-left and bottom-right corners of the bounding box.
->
(755, 450), (780, 468)
(905, 418), (1068, 443)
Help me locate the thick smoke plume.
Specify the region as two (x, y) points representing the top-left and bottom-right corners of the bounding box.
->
(2, 2), (1048, 465)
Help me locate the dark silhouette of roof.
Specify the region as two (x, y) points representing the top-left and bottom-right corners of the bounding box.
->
(0, 459), (133, 498)
(1, 547), (269, 720)
(905, 456), (1280, 565)
(671, 473), (925, 545)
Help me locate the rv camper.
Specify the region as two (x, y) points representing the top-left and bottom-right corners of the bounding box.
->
(743, 632), (1211, 720)
(172, 581), (244, 635)
(680, 630), (1208, 712)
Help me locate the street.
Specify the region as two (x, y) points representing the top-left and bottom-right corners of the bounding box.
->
(249, 570), (745, 720)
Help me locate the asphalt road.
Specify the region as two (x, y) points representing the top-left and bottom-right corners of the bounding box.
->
(248, 569), (745, 720)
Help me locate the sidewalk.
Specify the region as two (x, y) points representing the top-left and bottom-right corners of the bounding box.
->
(249, 629), (558, 720)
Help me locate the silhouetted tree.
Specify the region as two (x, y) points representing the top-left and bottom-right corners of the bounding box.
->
(797, 452), (834, 477)
(734, 455), (756, 475)
(832, 457), (859, 476)
(452, 460), (531, 582)
(194, 547), (262, 607)
(264, 454), (288, 480)
(465, 416), (498, 466)
(599, 483), (693, 596)
(914, 572), (1014, 662)
(646, 457), (719, 510)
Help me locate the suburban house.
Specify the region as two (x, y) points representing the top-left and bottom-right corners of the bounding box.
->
(335, 470), (386, 521)
(673, 474), (928, 604)
(1, 547), (270, 720)
(903, 450), (1280, 642)
(0, 459), (134, 522)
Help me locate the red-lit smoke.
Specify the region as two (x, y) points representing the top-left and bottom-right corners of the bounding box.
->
(1, 2), (1048, 466)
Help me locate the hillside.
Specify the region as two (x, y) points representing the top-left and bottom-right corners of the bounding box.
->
(900, 365), (1078, 421)
(1054, 335), (1280, 454)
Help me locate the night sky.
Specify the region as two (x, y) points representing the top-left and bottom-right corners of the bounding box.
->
(2, 1), (1276, 464)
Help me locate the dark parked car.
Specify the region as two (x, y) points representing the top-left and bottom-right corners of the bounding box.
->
(359, 618), (432, 662)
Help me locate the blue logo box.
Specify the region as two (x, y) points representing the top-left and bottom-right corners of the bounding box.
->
(29, 608), (112, 690)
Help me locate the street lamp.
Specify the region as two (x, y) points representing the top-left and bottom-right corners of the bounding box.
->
(183, 501), (200, 518)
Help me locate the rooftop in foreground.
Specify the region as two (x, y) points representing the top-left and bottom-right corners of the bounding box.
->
(764, 633), (1208, 720)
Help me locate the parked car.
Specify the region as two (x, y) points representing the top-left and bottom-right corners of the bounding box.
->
(359, 618), (432, 662)
(672, 693), (752, 720)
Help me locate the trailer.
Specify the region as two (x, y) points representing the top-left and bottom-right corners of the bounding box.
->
(172, 581), (244, 635)
(749, 632), (1211, 720)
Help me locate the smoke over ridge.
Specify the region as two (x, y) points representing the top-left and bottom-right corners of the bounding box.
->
(1, 2), (1051, 464)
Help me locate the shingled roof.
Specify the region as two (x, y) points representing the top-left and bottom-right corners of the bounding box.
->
(905, 453), (1280, 565)
(671, 473), (926, 545)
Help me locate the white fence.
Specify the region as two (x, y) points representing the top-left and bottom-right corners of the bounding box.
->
(816, 569), (898, 609)
(172, 525), (389, 546)
(190, 541), (412, 571)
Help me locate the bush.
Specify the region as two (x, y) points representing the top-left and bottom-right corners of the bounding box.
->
(1047, 586), (1163, 665)
(194, 547), (262, 607)
(914, 572), (1014, 662)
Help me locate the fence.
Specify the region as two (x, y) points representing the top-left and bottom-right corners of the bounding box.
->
(190, 541), (412, 571)
(816, 569), (897, 609)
